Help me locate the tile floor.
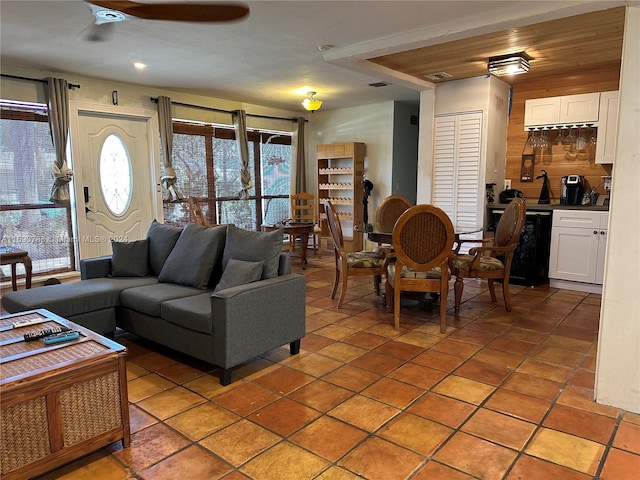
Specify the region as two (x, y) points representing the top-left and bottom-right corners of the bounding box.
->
(32, 254), (640, 480)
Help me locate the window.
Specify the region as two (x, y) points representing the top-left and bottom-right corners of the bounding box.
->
(0, 100), (76, 277)
(163, 121), (292, 230)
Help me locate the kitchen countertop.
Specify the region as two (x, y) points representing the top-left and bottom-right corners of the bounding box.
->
(490, 203), (609, 212)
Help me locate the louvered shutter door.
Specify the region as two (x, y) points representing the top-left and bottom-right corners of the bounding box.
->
(433, 116), (456, 219)
(434, 112), (483, 253)
(455, 113), (482, 226)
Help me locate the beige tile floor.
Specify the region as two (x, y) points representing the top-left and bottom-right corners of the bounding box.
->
(31, 254), (640, 479)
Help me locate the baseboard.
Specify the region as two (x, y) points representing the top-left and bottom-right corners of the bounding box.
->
(549, 278), (602, 294)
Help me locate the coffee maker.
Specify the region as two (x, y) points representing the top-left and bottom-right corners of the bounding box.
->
(560, 175), (583, 205)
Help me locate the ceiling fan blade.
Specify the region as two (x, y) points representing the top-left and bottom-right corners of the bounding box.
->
(86, 1), (249, 23)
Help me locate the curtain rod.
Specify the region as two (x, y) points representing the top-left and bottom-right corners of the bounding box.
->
(150, 97), (306, 122)
(1, 73), (80, 89)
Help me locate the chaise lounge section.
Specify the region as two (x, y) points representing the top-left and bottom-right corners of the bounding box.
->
(2, 221), (306, 385)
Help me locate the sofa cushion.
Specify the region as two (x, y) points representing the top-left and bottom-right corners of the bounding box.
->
(1, 277), (158, 318)
(111, 239), (149, 277)
(147, 220), (183, 276)
(120, 283), (204, 317)
(214, 259), (264, 293)
(161, 292), (213, 335)
(222, 225), (283, 279)
(158, 223), (226, 289)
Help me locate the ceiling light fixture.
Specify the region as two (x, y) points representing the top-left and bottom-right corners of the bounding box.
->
(488, 52), (530, 76)
(302, 91), (323, 112)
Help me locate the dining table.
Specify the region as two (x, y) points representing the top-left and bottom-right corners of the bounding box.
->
(355, 221), (483, 246)
(261, 221), (315, 269)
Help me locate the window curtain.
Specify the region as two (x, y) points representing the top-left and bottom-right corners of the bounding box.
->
(45, 77), (72, 203)
(292, 117), (307, 193)
(233, 110), (252, 199)
(158, 96), (183, 201)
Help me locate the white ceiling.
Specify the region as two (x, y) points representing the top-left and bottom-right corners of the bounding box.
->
(0, 1), (628, 112)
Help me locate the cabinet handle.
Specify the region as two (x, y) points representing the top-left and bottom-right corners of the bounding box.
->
(593, 230), (598, 235)
(600, 231), (606, 235)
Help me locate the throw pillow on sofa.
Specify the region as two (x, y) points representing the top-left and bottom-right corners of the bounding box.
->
(214, 258), (264, 292)
(158, 223), (226, 289)
(147, 220), (183, 276)
(222, 224), (283, 279)
(111, 239), (149, 277)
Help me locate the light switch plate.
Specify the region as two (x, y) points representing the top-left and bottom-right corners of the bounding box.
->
(504, 179), (512, 190)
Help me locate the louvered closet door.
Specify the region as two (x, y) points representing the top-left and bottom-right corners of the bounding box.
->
(434, 112), (482, 226)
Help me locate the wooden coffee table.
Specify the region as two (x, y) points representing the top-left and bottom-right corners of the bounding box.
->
(0, 309), (130, 480)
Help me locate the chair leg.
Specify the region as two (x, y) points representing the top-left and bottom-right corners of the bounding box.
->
(337, 273), (348, 308)
(393, 280), (401, 330)
(454, 276), (464, 313)
(487, 279), (497, 302)
(439, 275), (448, 333)
(374, 274), (381, 295)
(502, 278), (512, 312)
(331, 265), (340, 299)
(385, 278), (393, 313)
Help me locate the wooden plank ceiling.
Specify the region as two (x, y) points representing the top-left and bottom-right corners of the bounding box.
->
(369, 6), (625, 85)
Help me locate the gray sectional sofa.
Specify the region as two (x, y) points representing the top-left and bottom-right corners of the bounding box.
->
(2, 221), (306, 385)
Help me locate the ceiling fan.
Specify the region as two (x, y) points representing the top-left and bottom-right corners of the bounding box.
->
(84, 1), (250, 41)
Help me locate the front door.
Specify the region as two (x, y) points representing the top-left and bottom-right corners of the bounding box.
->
(74, 109), (159, 259)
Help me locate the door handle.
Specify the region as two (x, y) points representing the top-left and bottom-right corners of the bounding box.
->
(83, 186), (90, 204)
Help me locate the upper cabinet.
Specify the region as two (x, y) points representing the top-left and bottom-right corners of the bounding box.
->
(595, 91), (619, 164)
(524, 93), (600, 128)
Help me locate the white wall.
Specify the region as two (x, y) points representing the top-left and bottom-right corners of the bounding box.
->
(307, 102), (395, 212)
(595, 5), (640, 414)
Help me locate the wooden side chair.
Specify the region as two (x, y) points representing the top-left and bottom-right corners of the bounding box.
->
(187, 196), (218, 227)
(385, 204), (455, 332)
(451, 197), (526, 313)
(375, 195), (412, 239)
(324, 200), (386, 308)
(290, 192), (321, 257)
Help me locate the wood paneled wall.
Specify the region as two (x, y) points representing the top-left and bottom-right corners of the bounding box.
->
(505, 65), (620, 202)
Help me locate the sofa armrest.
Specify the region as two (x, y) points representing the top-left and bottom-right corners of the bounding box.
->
(80, 256), (113, 280)
(210, 273), (306, 369)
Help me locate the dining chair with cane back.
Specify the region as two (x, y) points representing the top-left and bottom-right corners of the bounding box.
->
(290, 192), (322, 258)
(188, 196), (219, 227)
(451, 197), (526, 313)
(324, 200), (386, 308)
(374, 195), (412, 245)
(385, 204), (455, 332)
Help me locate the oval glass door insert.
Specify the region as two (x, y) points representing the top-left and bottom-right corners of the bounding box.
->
(99, 133), (132, 216)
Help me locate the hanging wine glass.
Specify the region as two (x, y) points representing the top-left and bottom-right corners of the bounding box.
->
(563, 127), (577, 151)
(589, 126), (598, 146)
(554, 127), (567, 145)
(576, 126), (587, 152)
(527, 129), (539, 148)
(539, 128), (550, 149)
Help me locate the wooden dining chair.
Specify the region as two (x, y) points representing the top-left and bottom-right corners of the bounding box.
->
(324, 200), (386, 308)
(451, 198), (526, 313)
(374, 195), (412, 246)
(187, 196), (218, 226)
(290, 192), (321, 257)
(385, 204), (455, 332)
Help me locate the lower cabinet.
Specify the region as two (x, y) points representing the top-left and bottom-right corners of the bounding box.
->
(549, 209), (608, 287)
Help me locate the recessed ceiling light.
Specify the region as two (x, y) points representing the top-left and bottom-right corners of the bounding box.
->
(134, 62), (146, 70)
(318, 44), (334, 52)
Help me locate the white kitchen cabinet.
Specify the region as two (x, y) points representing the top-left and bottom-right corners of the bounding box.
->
(549, 209), (608, 287)
(595, 91), (619, 164)
(524, 92), (600, 128)
(524, 97), (561, 127)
